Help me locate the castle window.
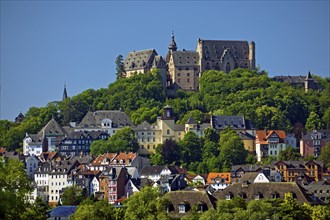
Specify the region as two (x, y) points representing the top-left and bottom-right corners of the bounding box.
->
(177, 73), (180, 77)
(178, 79), (181, 83)
(187, 78), (190, 83)
(167, 129), (170, 135)
(187, 73), (190, 77)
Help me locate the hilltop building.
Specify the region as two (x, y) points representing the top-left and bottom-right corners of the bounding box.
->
(273, 71), (319, 92)
(123, 34), (256, 91)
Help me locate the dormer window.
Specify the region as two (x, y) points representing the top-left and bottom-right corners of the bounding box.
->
(178, 203), (188, 213)
(101, 118), (112, 128)
(226, 192), (233, 200)
(120, 159), (124, 164)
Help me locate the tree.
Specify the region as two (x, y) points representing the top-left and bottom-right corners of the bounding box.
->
(21, 197), (49, 220)
(115, 55), (125, 79)
(90, 127), (139, 156)
(70, 199), (120, 220)
(306, 111), (323, 131)
(61, 186), (85, 205)
(203, 127), (220, 143)
(278, 146), (301, 161)
(219, 128), (248, 165)
(0, 158), (32, 220)
(319, 142), (330, 167)
(279, 192), (310, 220)
(179, 131), (202, 167)
(124, 186), (169, 220)
(154, 139), (180, 165)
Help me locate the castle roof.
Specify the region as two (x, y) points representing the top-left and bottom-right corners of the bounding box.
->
(198, 39), (250, 61)
(171, 50), (199, 66)
(124, 49), (157, 71)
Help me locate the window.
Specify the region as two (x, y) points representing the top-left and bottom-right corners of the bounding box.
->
(187, 72), (190, 76)
(178, 204), (186, 213)
(187, 78), (190, 83)
(167, 129), (170, 135)
(177, 73), (181, 77)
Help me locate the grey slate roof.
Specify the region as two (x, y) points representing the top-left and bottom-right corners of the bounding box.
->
(171, 50), (199, 66)
(211, 115), (246, 130)
(48, 206), (77, 217)
(135, 121), (160, 131)
(174, 124), (185, 131)
(186, 117), (197, 124)
(124, 49), (157, 71)
(77, 110), (134, 129)
(199, 39), (250, 61)
(140, 165), (166, 176)
(37, 118), (67, 137)
(231, 164), (265, 172)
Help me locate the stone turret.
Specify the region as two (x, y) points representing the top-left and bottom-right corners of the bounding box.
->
(249, 41), (256, 70)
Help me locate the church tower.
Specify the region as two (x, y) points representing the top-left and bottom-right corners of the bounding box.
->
(62, 83), (68, 101)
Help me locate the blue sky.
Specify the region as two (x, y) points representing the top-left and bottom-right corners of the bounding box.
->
(1, 1), (329, 121)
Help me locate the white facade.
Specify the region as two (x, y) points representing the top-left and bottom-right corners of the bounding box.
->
(90, 176), (100, 195)
(23, 136), (42, 156)
(49, 173), (68, 203)
(25, 156), (39, 179)
(253, 173), (270, 183)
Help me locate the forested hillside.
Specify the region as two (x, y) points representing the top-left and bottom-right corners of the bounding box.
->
(1, 68), (329, 151)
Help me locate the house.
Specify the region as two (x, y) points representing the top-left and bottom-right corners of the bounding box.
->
(140, 165), (182, 182)
(273, 71), (319, 93)
(23, 118), (68, 156)
(34, 161), (52, 202)
(58, 130), (109, 157)
(255, 130), (287, 162)
(274, 160), (323, 182)
(286, 133), (297, 149)
(239, 131), (256, 152)
(74, 169), (101, 196)
(90, 153), (117, 171)
(91, 174), (101, 195)
(135, 106), (209, 154)
(239, 172), (270, 184)
(48, 159), (80, 205)
(157, 173), (187, 193)
(125, 178), (140, 198)
(25, 155), (40, 179)
(106, 167), (129, 204)
(74, 110), (134, 136)
(47, 206), (77, 220)
(212, 182), (316, 204)
(300, 130), (330, 157)
(230, 164), (266, 182)
(165, 191), (216, 218)
(207, 172), (231, 191)
(185, 174), (206, 187)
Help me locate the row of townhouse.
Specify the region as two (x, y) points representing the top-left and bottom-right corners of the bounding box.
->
(22, 105), (330, 161)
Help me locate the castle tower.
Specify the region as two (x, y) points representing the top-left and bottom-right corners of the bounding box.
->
(168, 32), (177, 52)
(62, 83), (68, 101)
(249, 41), (256, 70)
(305, 71), (315, 92)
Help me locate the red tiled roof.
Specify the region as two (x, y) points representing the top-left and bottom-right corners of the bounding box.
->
(256, 130), (286, 144)
(207, 172), (231, 184)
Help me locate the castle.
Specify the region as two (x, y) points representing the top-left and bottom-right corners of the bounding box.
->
(123, 34), (256, 91)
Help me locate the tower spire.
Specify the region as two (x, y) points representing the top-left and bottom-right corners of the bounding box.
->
(168, 31), (177, 52)
(62, 82), (68, 101)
